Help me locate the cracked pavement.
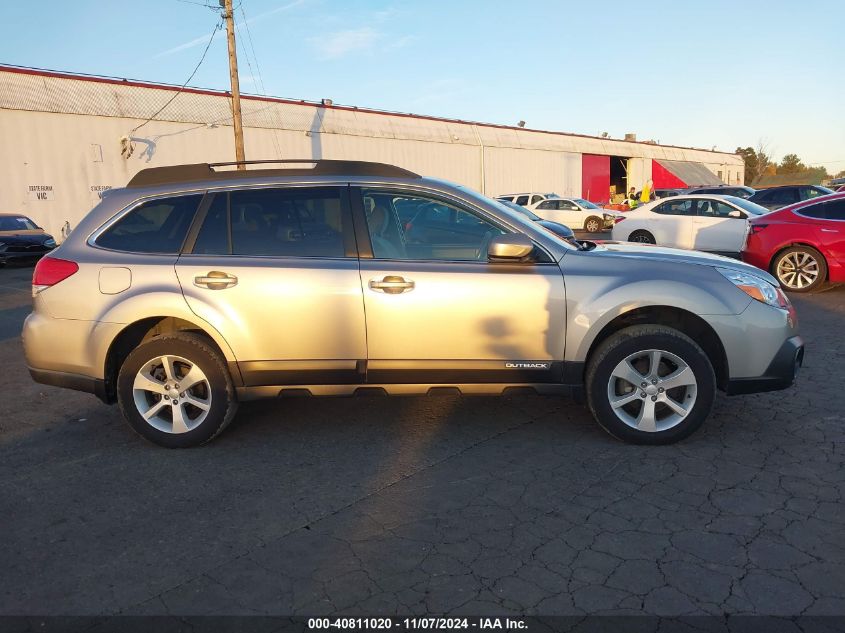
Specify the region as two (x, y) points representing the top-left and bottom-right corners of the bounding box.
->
(0, 265), (843, 616)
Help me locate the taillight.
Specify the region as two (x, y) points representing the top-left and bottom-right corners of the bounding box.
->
(750, 224), (768, 235)
(32, 257), (79, 293)
(614, 216), (626, 224)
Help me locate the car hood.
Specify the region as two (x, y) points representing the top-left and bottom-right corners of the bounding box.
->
(591, 241), (779, 285)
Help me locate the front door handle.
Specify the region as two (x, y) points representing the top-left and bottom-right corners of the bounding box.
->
(368, 275), (415, 294)
(194, 271), (238, 290)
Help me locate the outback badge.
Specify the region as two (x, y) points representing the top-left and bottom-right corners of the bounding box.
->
(505, 362), (551, 369)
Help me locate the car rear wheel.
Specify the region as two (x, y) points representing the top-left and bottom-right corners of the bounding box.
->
(773, 246), (827, 293)
(586, 325), (716, 444)
(628, 230), (656, 244)
(117, 332), (237, 448)
(584, 216), (602, 233)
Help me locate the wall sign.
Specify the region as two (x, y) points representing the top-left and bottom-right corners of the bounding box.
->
(28, 185), (54, 201)
(90, 185), (113, 199)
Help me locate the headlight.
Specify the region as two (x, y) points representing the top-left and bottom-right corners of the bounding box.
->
(44, 238), (56, 247)
(717, 267), (789, 309)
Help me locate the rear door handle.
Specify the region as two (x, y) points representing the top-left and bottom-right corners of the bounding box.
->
(194, 271), (238, 290)
(368, 275), (415, 294)
(820, 228), (839, 233)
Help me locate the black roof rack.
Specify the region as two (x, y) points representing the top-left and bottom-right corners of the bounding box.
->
(126, 160), (421, 188)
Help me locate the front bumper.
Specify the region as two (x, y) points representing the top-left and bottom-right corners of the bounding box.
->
(725, 335), (804, 395)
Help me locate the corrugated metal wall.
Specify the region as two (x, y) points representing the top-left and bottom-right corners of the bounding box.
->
(0, 67), (744, 238)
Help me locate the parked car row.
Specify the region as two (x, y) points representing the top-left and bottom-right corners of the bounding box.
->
(629, 184), (834, 210)
(495, 193), (616, 232)
(611, 192), (845, 292)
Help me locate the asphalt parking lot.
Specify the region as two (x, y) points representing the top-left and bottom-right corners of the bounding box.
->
(1, 261), (843, 618)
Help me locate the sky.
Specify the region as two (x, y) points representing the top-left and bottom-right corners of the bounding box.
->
(3, 0), (844, 174)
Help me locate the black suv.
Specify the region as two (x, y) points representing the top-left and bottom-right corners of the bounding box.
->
(748, 185), (833, 210)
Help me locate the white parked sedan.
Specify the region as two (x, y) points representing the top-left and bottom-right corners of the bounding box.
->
(611, 195), (769, 256)
(528, 197), (614, 232)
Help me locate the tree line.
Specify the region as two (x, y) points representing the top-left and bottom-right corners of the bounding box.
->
(736, 143), (843, 186)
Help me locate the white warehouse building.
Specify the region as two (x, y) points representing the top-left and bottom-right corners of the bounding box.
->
(0, 65), (744, 239)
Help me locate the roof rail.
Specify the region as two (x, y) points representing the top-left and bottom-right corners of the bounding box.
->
(126, 160), (421, 188)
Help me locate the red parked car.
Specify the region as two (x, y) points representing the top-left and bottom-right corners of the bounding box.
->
(743, 193), (845, 292)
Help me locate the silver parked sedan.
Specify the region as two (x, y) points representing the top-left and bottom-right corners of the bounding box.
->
(23, 160), (803, 447)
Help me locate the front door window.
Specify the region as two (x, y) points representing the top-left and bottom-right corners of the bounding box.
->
(361, 190), (506, 262)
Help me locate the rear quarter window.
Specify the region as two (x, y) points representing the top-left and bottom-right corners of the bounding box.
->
(96, 194), (202, 253)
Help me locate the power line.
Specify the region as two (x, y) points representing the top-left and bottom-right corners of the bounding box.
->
(238, 2), (283, 159)
(175, 0), (218, 8)
(239, 5), (267, 94)
(130, 17), (223, 135)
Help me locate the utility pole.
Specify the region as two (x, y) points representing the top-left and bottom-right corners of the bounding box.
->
(221, 0), (246, 169)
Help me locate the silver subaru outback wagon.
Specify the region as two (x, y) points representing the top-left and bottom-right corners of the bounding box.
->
(23, 160), (804, 448)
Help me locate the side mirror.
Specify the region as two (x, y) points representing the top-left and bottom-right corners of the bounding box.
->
(487, 234), (535, 262)
(728, 210), (745, 219)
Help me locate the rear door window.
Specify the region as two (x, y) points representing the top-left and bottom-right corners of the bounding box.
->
(824, 199), (845, 220)
(515, 195), (529, 206)
(798, 199), (845, 220)
(96, 194), (203, 253)
(654, 200), (693, 216)
(191, 187), (350, 258)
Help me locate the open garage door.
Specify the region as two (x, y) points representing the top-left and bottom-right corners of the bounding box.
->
(653, 159), (722, 188)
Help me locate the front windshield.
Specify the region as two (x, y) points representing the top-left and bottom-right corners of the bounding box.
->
(0, 216), (38, 231)
(725, 196), (769, 215)
(573, 198), (599, 209)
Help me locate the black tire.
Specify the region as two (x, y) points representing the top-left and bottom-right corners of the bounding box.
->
(628, 230), (656, 244)
(117, 332), (238, 448)
(584, 216), (602, 233)
(585, 325), (716, 445)
(772, 246), (827, 293)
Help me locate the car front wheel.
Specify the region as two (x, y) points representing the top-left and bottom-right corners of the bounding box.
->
(117, 332), (238, 448)
(584, 216), (602, 233)
(586, 325), (716, 444)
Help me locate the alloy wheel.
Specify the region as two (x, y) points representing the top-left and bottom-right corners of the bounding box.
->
(606, 349), (697, 432)
(777, 251), (819, 290)
(132, 355), (211, 434)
